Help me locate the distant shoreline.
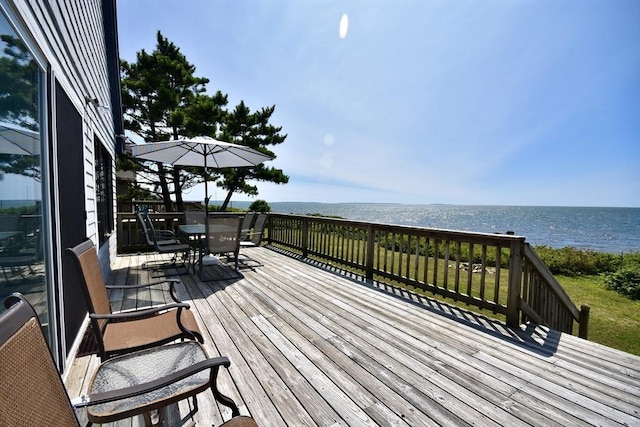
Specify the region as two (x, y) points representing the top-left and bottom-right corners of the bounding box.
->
(224, 202), (640, 253)
(227, 201), (640, 209)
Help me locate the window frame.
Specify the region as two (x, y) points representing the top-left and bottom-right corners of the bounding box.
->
(94, 137), (114, 245)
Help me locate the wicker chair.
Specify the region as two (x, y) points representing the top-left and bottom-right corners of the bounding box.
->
(0, 293), (258, 427)
(66, 239), (204, 361)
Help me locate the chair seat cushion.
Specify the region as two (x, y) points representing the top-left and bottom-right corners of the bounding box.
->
(156, 242), (191, 252)
(102, 308), (201, 354)
(87, 342), (210, 423)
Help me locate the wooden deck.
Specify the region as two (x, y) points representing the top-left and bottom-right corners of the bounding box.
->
(66, 246), (640, 426)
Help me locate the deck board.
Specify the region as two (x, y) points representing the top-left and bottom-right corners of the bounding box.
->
(66, 246), (640, 426)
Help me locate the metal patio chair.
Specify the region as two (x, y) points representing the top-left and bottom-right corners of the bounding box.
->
(66, 239), (203, 361)
(239, 213), (268, 267)
(0, 293), (258, 427)
(239, 211), (256, 240)
(198, 215), (243, 281)
(135, 208), (191, 276)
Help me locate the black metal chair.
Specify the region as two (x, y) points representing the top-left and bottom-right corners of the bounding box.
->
(135, 209), (191, 276)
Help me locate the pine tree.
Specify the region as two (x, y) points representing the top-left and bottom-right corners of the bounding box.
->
(120, 32), (288, 211)
(217, 101), (289, 211)
(120, 31), (226, 211)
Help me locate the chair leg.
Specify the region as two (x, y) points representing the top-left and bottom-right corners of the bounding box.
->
(210, 368), (240, 418)
(144, 250), (191, 278)
(142, 408), (165, 427)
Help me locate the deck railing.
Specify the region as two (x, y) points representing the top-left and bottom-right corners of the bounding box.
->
(114, 211), (589, 338)
(118, 199), (205, 213)
(266, 213), (590, 338)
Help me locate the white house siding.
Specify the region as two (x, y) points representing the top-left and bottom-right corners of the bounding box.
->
(12, 0), (117, 262)
(5, 0), (120, 371)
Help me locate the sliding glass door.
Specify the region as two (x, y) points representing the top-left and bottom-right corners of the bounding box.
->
(0, 7), (50, 341)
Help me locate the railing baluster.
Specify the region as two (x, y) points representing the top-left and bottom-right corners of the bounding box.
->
(443, 240), (450, 291)
(454, 241), (461, 295)
(413, 236), (420, 284)
(423, 236), (429, 287)
(432, 239), (439, 293)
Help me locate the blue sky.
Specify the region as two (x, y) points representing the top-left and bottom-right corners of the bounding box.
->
(117, 0), (640, 207)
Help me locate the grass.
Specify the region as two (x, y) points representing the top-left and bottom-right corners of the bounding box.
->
(556, 274), (640, 355)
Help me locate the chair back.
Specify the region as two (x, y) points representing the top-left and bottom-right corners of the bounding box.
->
(240, 212), (256, 239)
(0, 294), (80, 426)
(135, 209), (155, 246)
(138, 210), (172, 250)
(206, 215), (242, 255)
(184, 210), (206, 225)
(250, 214), (268, 245)
(65, 239), (112, 357)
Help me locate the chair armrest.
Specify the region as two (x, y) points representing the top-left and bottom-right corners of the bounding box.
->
(71, 356), (234, 409)
(106, 279), (182, 303)
(105, 278), (180, 290)
(89, 303), (190, 320)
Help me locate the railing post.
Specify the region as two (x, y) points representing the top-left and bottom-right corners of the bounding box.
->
(365, 224), (374, 282)
(301, 217), (309, 258)
(506, 238), (524, 328)
(578, 304), (590, 339)
(266, 215), (272, 245)
(117, 213), (124, 253)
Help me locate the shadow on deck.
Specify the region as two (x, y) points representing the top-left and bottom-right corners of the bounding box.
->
(66, 246), (640, 427)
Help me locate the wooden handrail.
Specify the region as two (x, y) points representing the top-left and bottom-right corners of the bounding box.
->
(266, 213), (589, 338)
(523, 244), (580, 320)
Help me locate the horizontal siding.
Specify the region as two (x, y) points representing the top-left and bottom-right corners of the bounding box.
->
(12, 0), (117, 244)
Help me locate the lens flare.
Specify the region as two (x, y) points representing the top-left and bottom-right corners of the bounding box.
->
(339, 14), (349, 39)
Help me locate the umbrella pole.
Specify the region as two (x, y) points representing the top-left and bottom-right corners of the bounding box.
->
(204, 165), (210, 255)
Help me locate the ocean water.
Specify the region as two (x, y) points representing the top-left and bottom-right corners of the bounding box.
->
(228, 202), (640, 254)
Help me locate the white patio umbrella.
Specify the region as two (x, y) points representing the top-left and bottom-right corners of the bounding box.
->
(131, 135), (273, 266)
(130, 135), (273, 214)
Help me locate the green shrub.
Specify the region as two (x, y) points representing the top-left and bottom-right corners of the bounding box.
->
(249, 199), (271, 212)
(209, 204), (244, 213)
(534, 246), (623, 276)
(606, 268), (640, 300)
(0, 205), (38, 215)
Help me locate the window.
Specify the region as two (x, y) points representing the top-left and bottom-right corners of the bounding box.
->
(95, 138), (113, 244)
(0, 7), (49, 338)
